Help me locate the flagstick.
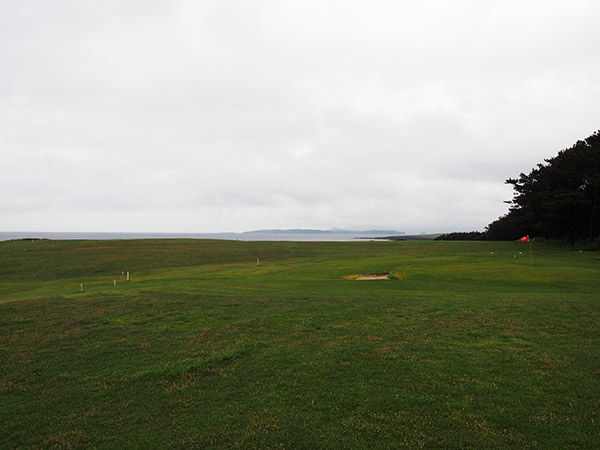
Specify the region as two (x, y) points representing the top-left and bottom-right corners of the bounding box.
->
(528, 239), (534, 272)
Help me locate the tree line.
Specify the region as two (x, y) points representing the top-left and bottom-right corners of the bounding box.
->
(436, 131), (600, 243)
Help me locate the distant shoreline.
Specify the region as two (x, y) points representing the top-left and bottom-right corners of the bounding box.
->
(356, 235), (436, 241)
(0, 231), (407, 243)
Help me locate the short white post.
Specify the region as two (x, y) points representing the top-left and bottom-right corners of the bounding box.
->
(113, 279), (116, 287)
(256, 258), (260, 266)
(80, 283), (84, 292)
(126, 271), (129, 281)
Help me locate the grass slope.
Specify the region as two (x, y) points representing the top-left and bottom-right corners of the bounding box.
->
(1, 239), (599, 449)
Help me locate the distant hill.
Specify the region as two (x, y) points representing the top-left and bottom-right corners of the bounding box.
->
(364, 234), (438, 241)
(244, 228), (405, 235)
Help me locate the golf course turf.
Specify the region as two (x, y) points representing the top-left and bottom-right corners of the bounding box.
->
(1, 238), (598, 448)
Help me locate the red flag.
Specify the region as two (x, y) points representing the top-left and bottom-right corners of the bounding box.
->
(519, 235), (529, 242)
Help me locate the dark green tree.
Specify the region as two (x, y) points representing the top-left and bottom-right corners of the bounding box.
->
(485, 131), (600, 243)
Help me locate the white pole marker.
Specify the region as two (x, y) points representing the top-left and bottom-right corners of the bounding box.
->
(126, 271), (129, 281)
(80, 283), (83, 292)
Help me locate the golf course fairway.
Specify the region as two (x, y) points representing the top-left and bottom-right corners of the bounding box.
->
(1, 238), (598, 448)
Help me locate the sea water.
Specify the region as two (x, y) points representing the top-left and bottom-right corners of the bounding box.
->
(0, 231), (392, 242)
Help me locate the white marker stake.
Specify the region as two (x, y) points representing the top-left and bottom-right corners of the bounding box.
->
(113, 279), (116, 287)
(257, 258), (260, 266)
(126, 271), (129, 281)
(80, 283), (84, 292)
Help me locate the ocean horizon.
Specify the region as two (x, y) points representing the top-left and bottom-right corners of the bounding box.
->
(0, 231), (405, 242)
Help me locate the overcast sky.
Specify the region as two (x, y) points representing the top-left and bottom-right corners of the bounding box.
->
(1, 1), (599, 233)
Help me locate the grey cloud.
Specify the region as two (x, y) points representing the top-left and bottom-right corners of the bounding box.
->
(1, 0), (599, 232)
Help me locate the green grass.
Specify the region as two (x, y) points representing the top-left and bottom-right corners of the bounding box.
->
(1, 239), (599, 449)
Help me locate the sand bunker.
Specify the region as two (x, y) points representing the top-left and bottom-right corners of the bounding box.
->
(355, 274), (390, 280)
